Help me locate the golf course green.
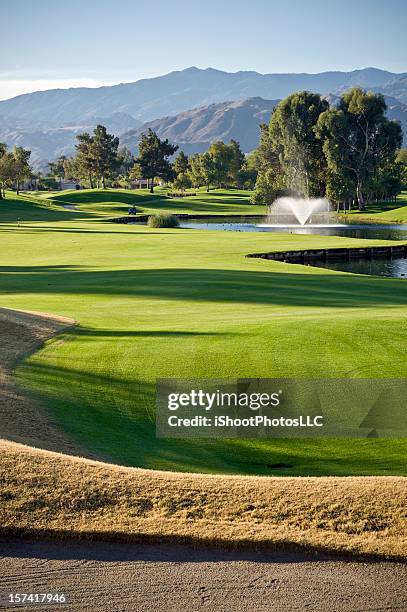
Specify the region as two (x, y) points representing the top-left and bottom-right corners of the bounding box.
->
(1, 188), (407, 475)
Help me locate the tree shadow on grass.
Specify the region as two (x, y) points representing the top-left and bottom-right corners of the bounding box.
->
(75, 327), (232, 339)
(0, 197), (91, 223)
(141, 199), (255, 213)
(0, 224), (175, 236)
(18, 359), (407, 476)
(1, 266), (407, 308)
(50, 191), (166, 206)
(17, 360), (261, 473)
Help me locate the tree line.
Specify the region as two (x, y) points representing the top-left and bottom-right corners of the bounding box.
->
(0, 145), (31, 198)
(250, 87), (405, 210)
(57, 90), (406, 206)
(0, 86), (406, 207)
(57, 127), (255, 194)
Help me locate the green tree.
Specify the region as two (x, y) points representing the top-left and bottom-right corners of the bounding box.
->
(324, 170), (354, 210)
(252, 123), (280, 173)
(316, 88), (402, 210)
(269, 91), (328, 197)
(207, 141), (233, 188)
(199, 152), (217, 192)
(237, 153), (258, 190)
(251, 123), (286, 204)
(12, 146), (32, 194)
(128, 161), (143, 184)
(116, 146), (134, 176)
(396, 149), (407, 186)
(0, 143), (7, 198)
(0, 145), (15, 198)
(227, 139), (245, 187)
(48, 155), (67, 188)
(189, 153), (205, 188)
(173, 150), (189, 175)
(173, 172), (192, 191)
(136, 129), (178, 193)
(370, 162), (403, 202)
(75, 132), (96, 188)
(251, 168), (286, 205)
(92, 124), (120, 188)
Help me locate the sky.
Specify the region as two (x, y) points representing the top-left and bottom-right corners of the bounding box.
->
(0, 0), (406, 100)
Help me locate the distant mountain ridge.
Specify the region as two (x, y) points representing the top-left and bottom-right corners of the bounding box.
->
(0, 113), (141, 169)
(2, 94), (406, 171)
(121, 95), (407, 156)
(120, 98), (280, 155)
(1, 66), (406, 125)
(0, 66), (406, 169)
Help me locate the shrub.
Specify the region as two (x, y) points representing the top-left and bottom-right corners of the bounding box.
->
(147, 213), (180, 228)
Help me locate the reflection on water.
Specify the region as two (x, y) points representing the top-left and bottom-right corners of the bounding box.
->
(179, 218), (407, 278)
(309, 257), (407, 279)
(180, 217), (407, 241)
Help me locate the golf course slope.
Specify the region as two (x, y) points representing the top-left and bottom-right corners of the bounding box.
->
(1, 438), (407, 559)
(0, 190), (406, 562)
(2, 190), (407, 476)
(0, 308), (406, 561)
(0, 307), (84, 455)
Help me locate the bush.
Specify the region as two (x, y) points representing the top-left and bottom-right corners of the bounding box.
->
(147, 213), (180, 228)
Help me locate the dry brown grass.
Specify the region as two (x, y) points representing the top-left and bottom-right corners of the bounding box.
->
(1, 439), (406, 559)
(0, 307), (406, 560)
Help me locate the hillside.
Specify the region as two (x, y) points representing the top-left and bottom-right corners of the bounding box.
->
(120, 97), (279, 154)
(1, 66), (406, 168)
(0, 66), (405, 125)
(121, 95), (407, 155)
(0, 112), (140, 170)
(373, 76), (407, 104)
(0, 269), (406, 560)
(4, 93), (406, 169)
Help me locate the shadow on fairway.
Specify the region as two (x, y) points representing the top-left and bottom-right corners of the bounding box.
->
(75, 327), (231, 339)
(50, 191), (166, 206)
(0, 197), (89, 223)
(1, 265), (407, 308)
(17, 339), (407, 474)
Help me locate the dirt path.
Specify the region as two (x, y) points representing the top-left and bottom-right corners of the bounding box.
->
(0, 539), (406, 612)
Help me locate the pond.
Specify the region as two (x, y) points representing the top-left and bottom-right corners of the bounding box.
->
(308, 256), (407, 278)
(180, 217), (407, 240)
(179, 218), (407, 278)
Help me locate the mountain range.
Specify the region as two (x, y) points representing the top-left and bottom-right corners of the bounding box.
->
(120, 97), (280, 156)
(0, 66), (406, 169)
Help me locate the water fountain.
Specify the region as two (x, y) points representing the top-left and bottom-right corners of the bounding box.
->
(258, 196), (347, 228)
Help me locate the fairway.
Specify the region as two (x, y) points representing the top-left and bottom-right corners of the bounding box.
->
(1, 189), (407, 475)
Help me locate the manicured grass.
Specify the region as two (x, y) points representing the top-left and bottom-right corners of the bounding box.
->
(18, 187), (407, 222)
(0, 190), (406, 475)
(344, 190), (407, 223)
(40, 187), (267, 217)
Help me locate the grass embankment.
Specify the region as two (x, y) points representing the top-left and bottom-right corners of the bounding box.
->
(0, 191), (406, 475)
(0, 307), (86, 456)
(15, 187), (407, 222)
(39, 187), (267, 218)
(344, 191), (407, 223)
(1, 439), (406, 559)
(1, 306), (404, 560)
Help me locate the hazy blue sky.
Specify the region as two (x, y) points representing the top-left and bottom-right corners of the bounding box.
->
(1, 0), (406, 99)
